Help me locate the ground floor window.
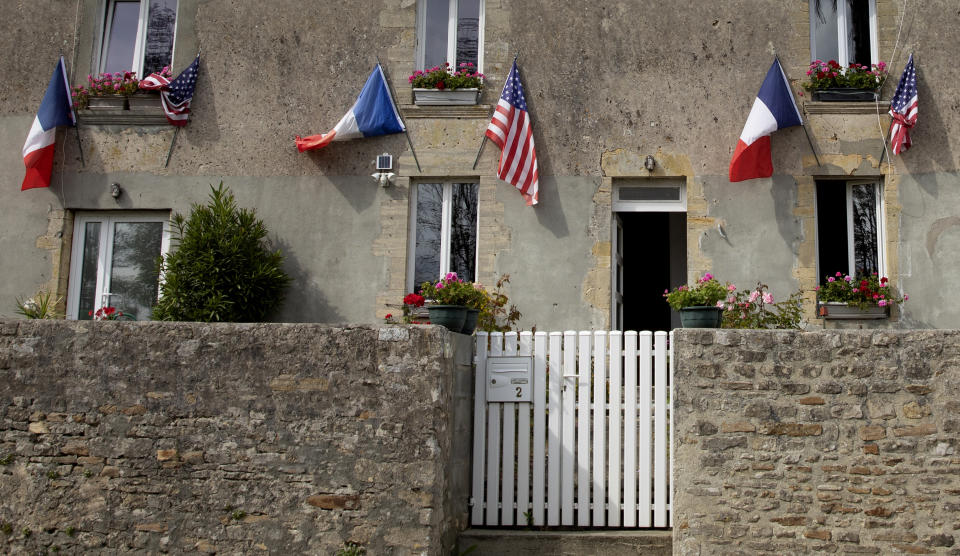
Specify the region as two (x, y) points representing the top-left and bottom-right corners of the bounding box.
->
(815, 179), (885, 284)
(408, 181), (479, 292)
(67, 211), (170, 320)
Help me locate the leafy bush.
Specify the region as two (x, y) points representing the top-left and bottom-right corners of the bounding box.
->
(721, 282), (803, 329)
(14, 291), (62, 319)
(420, 272), (473, 306)
(803, 60), (888, 91)
(152, 183), (290, 322)
(816, 272), (905, 309)
(477, 275), (523, 332)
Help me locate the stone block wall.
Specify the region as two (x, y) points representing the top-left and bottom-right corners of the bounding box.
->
(0, 321), (473, 555)
(673, 329), (960, 555)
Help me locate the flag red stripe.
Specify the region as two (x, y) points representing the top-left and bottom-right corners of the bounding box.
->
(21, 143), (56, 190)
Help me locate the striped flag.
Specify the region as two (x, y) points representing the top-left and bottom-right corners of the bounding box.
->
(485, 61), (539, 206)
(140, 54), (200, 126)
(888, 54), (918, 156)
(22, 56), (75, 191)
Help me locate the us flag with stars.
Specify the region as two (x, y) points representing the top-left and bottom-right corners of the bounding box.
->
(485, 61), (539, 206)
(139, 54), (200, 126)
(888, 54), (917, 155)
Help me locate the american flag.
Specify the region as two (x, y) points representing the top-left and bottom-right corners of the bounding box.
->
(140, 54), (200, 126)
(485, 61), (539, 206)
(888, 54), (917, 155)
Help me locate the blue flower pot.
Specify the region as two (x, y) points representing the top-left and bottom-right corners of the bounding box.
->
(427, 305), (468, 333)
(678, 306), (724, 328)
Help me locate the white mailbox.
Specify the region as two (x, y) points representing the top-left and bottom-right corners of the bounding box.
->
(485, 356), (533, 402)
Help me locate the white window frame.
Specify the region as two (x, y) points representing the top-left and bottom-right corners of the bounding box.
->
(813, 179), (886, 280)
(809, 0), (879, 65)
(612, 180), (687, 213)
(415, 0), (485, 73)
(97, 0), (179, 77)
(406, 181), (480, 292)
(67, 211), (171, 320)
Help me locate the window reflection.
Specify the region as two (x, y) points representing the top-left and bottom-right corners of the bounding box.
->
(414, 184), (443, 292)
(450, 183), (478, 282)
(78, 223), (102, 321)
(422, 0), (450, 70)
(109, 222), (163, 320)
(102, 1), (140, 74)
(851, 184), (878, 276)
(456, 0), (480, 68)
(143, 0), (177, 76)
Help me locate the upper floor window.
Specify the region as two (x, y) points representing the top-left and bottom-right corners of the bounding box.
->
(100, 0), (178, 77)
(416, 0), (483, 71)
(408, 181), (479, 293)
(810, 0), (877, 66)
(815, 179), (885, 285)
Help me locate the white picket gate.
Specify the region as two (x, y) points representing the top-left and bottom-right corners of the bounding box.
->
(471, 330), (673, 528)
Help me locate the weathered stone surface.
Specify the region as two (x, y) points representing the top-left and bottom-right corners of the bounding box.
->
(673, 330), (960, 556)
(0, 321), (470, 556)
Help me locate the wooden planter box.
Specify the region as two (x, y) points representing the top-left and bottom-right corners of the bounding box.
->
(86, 96), (128, 111)
(818, 302), (889, 320)
(412, 88), (480, 106)
(812, 88), (879, 102)
(127, 92), (160, 112)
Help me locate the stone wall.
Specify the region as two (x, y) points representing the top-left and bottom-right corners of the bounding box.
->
(0, 321), (473, 555)
(673, 329), (960, 555)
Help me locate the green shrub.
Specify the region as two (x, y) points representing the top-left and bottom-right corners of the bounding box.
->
(152, 183), (291, 322)
(721, 282), (803, 329)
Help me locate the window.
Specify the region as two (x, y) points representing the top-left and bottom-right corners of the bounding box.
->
(416, 0), (483, 71)
(99, 0), (178, 77)
(67, 212), (170, 321)
(810, 0), (878, 66)
(815, 180), (885, 284)
(408, 182), (479, 292)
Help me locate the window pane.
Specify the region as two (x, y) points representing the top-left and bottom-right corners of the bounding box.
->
(414, 184), (444, 292)
(449, 183), (478, 282)
(810, 0), (839, 63)
(422, 0), (450, 69)
(815, 182), (849, 284)
(456, 0), (480, 69)
(108, 221), (163, 320)
(848, 0), (872, 66)
(851, 184), (879, 276)
(143, 0), (177, 76)
(78, 222), (102, 321)
(102, 1), (141, 74)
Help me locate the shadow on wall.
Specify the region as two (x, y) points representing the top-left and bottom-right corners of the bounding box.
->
(271, 236), (344, 323)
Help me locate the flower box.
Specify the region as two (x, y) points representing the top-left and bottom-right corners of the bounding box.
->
(86, 96), (128, 111)
(413, 88), (480, 106)
(127, 92), (160, 112)
(813, 88), (879, 102)
(817, 302), (889, 320)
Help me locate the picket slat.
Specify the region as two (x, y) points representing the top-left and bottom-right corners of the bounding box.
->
(532, 332), (548, 526)
(669, 330), (675, 528)
(607, 331), (623, 527)
(471, 332), (489, 525)
(623, 332), (638, 526)
(653, 331), (668, 527)
(591, 331), (607, 526)
(473, 329), (671, 530)
(638, 331), (653, 527)
(516, 332), (533, 526)
(576, 331), (591, 526)
(546, 332), (563, 526)
(561, 331), (576, 525)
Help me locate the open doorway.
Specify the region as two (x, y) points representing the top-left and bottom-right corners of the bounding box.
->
(612, 179), (688, 332)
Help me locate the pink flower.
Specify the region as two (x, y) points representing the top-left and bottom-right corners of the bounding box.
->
(727, 296), (736, 304)
(716, 301), (725, 308)
(703, 273), (713, 281)
(727, 284), (736, 292)
(749, 291), (760, 303)
(904, 294), (909, 301)
(852, 288), (859, 293)
(844, 275), (852, 282)
(835, 272), (842, 277)
(436, 282), (444, 289)
(762, 293), (774, 304)
(877, 300), (887, 307)
(814, 286), (820, 291)
(827, 277), (835, 282)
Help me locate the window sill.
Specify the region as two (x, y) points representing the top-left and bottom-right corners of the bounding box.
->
(803, 101), (888, 115)
(77, 107), (169, 126)
(400, 104), (492, 119)
(817, 302), (889, 320)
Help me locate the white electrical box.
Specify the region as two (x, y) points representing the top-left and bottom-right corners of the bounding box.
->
(485, 356), (533, 402)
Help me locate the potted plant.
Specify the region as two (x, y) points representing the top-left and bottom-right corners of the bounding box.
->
(460, 282), (489, 335)
(420, 272), (472, 332)
(720, 282), (804, 329)
(816, 272), (906, 319)
(76, 71), (142, 111)
(664, 273), (729, 328)
(409, 62), (485, 106)
(803, 59), (888, 102)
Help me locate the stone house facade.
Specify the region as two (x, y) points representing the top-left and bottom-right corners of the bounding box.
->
(1, 1), (957, 330)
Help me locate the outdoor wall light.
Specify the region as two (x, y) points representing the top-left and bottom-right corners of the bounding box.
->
(644, 155), (656, 171)
(109, 183), (122, 199)
(372, 172), (396, 187)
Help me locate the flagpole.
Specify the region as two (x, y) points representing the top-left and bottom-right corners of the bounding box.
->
(471, 51), (520, 170)
(164, 128), (179, 167)
(376, 56), (421, 172)
(775, 53), (822, 168)
(74, 127), (85, 167)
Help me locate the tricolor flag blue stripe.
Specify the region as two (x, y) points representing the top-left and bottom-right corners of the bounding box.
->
(729, 58), (802, 182)
(296, 64), (405, 152)
(22, 56), (75, 191)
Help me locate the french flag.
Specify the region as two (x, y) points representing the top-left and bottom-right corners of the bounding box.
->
(729, 58), (802, 182)
(296, 64), (404, 152)
(22, 56), (75, 191)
